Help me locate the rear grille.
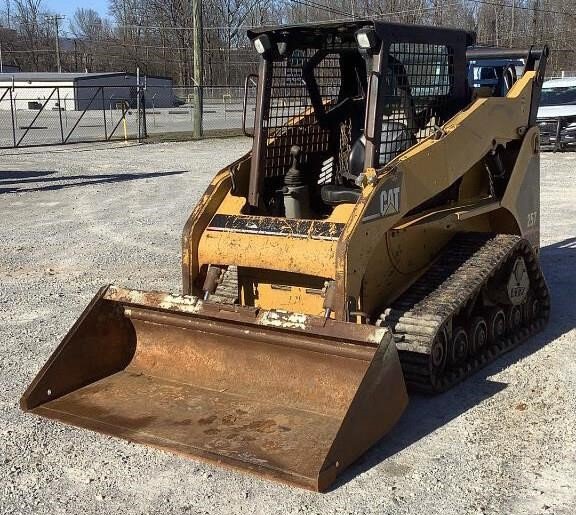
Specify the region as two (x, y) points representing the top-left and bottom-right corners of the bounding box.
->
(538, 120), (558, 135)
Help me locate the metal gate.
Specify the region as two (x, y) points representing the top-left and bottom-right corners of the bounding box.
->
(0, 85), (145, 149)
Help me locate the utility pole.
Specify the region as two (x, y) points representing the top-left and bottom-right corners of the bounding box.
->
(46, 14), (65, 73)
(192, 0), (203, 138)
(510, 0), (515, 47)
(0, 43), (3, 73)
(532, 0), (539, 44)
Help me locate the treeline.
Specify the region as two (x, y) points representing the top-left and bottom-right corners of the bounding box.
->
(0, 0), (574, 85)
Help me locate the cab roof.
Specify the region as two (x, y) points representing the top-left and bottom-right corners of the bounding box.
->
(247, 19), (476, 48)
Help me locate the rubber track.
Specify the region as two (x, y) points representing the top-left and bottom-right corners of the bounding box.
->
(379, 233), (550, 393)
(211, 265), (239, 304)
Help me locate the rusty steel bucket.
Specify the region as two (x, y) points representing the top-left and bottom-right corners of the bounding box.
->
(21, 285), (407, 491)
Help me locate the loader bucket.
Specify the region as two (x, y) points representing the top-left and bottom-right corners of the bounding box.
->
(21, 286), (407, 491)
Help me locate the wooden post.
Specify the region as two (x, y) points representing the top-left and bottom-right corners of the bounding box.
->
(192, 0), (203, 138)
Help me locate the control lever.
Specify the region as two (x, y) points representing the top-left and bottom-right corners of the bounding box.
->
(283, 146), (311, 219)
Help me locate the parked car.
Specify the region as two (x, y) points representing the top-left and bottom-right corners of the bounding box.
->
(537, 77), (576, 151)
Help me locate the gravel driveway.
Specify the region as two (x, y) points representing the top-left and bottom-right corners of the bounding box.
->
(1, 140), (574, 514)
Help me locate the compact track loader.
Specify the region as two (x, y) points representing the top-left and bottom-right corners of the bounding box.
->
(22, 21), (550, 491)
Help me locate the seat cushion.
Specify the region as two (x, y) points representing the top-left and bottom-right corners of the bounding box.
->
(321, 184), (361, 206)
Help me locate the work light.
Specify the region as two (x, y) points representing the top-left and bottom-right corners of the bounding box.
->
(254, 35), (273, 55)
(355, 28), (378, 52)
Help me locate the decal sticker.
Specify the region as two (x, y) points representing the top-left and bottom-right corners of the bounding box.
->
(507, 257), (530, 305)
(207, 214), (344, 241)
(379, 186), (400, 216)
(362, 169), (403, 223)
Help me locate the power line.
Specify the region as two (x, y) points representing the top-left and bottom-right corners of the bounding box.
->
(466, 0), (576, 18)
(288, 0), (353, 19)
(65, 0), (576, 33)
(52, 1), (462, 31)
(7, 0), (576, 77)
(4, 30), (575, 56)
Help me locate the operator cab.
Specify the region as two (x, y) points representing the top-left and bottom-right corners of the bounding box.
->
(244, 21), (473, 219)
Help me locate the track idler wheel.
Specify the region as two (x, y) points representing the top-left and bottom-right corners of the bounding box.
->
(523, 293), (540, 323)
(469, 316), (488, 354)
(506, 305), (522, 332)
(430, 329), (448, 376)
(450, 326), (469, 365)
(487, 308), (506, 343)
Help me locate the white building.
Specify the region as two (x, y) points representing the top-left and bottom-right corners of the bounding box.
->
(0, 72), (175, 111)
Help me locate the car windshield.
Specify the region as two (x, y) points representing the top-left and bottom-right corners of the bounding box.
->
(540, 85), (576, 106)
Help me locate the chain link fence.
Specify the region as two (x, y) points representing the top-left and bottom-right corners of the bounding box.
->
(145, 84), (256, 137)
(0, 83), (256, 149)
(547, 71), (576, 79)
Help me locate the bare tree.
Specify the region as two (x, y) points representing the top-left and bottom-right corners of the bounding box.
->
(2, 0), (575, 82)
(12, 0), (52, 70)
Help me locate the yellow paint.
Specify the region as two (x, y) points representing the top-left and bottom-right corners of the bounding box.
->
(339, 73), (536, 310)
(182, 68), (539, 319)
(181, 152), (251, 294)
(246, 283), (325, 315)
(501, 126), (541, 248)
(198, 230), (338, 278)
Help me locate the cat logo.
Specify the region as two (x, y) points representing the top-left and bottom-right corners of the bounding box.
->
(362, 171), (403, 223)
(380, 186), (400, 216)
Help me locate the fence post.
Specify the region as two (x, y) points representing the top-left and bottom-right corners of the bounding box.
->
(136, 68), (141, 142)
(57, 87), (64, 144)
(192, 0), (203, 139)
(193, 84), (203, 138)
(9, 87), (16, 147)
(123, 102), (128, 142)
(102, 88), (108, 140)
(140, 90), (147, 139)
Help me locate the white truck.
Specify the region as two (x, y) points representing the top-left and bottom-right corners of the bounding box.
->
(537, 77), (576, 150)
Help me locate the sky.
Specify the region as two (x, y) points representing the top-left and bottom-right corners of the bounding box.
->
(43, 0), (109, 23)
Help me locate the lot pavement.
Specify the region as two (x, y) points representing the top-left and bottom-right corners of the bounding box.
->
(1, 140), (575, 514)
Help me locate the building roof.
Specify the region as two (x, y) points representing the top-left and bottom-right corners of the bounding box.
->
(0, 72), (172, 82)
(0, 72), (130, 82)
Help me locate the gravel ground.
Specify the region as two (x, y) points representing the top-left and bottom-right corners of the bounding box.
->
(1, 140), (575, 515)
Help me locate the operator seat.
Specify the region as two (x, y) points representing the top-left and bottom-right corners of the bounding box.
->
(321, 58), (418, 207)
(321, 136), (365, 205)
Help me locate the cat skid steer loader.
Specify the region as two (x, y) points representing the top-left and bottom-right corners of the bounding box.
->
(21, 21), (550, 491)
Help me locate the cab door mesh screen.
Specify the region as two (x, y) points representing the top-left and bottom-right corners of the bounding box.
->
(263, 51), (341, 178)
(379, 43), (454, 165)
